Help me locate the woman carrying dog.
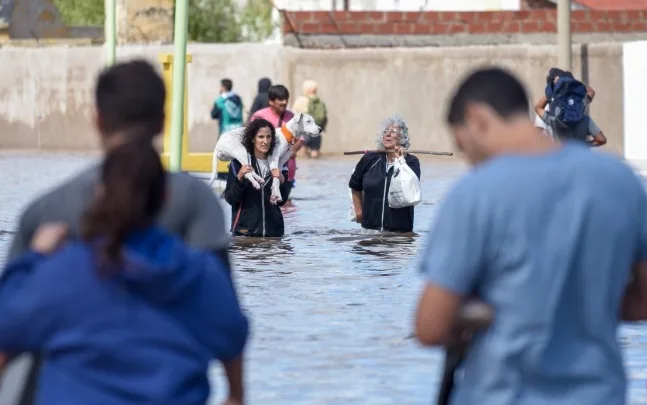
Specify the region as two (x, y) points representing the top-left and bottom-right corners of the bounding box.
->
(349, 115), (421, 233)
(224, 118), (291, 237)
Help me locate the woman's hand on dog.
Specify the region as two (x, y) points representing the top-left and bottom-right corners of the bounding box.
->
(237, 165), (254, 182)
(271, 168), (285, 184)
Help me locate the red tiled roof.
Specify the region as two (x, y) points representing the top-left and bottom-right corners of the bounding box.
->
(574, 0), (647, 9)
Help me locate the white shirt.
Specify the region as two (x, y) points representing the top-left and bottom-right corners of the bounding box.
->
(256, 158), (270, 178)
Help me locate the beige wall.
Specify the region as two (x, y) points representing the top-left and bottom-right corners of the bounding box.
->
(0, 42), (624, 156)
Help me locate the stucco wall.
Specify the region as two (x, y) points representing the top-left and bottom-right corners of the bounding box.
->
(0, 42), (624, 157)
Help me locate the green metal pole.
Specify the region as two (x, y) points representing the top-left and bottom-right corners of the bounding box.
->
(169, 0), (189, 172)
(105, 0), (116, 65)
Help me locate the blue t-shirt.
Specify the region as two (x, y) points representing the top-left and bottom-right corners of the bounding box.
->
(421, 142), (647, 405)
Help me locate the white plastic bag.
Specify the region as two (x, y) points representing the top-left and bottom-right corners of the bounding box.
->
(348, 168), (358, 222)
(388, 157), (421, 209)
(348, 187), (358, 222)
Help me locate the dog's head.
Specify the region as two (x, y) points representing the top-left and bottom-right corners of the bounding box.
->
(291, 113), (322, 143)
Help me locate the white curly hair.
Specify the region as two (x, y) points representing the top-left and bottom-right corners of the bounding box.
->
(376, 114), (411, 149)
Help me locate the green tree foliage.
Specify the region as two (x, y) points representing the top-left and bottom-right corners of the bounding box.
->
(55, 0), (104, 26)
(239, 0), (275, 42)
(188, 0), (242, 43)
(53, 0), (275, 43)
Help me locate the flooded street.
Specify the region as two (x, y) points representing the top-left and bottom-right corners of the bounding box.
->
(2, 152), (647, 404)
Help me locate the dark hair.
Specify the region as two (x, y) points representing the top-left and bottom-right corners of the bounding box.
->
(446, 67), (530, 125)
(243, 118), (276, 157)
(546, 67), (574, 88)
(82, 139), (167, 270)
(258, 77), (272, 93)
(268, 84), (290, 101)
(221, 78), (233, 92)
(95, 59), (166, 139)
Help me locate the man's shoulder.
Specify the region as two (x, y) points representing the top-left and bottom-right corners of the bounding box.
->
(165, 171), (224, 211)
(249, 108), (267, 121)
(582, 150), (643, 187)
(23, 166), (99, 216)
(167, 171), (213, 193)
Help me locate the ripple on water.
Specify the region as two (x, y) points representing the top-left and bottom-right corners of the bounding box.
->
(3, 154), (647, 404)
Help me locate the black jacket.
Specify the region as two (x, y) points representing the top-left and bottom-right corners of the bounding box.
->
(349, 152), (421, 233)
(223, 157), (290, 237)
(249, 78), (272, 118)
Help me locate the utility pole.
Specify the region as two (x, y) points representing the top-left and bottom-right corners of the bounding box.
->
(557, 0), (572, 71)
(169, 0), (189, 172)
(343, 0), (349, 11)
(104, 0), (116, 65)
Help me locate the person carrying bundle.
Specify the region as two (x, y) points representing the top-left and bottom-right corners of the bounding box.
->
(348, 115), (421, 233)
(534, 67), (606, 147)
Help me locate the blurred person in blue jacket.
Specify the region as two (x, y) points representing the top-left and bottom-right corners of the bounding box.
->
(0, 140), (249, 405)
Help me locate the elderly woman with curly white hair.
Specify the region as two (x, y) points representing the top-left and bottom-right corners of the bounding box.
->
(349, 114), (421, 233)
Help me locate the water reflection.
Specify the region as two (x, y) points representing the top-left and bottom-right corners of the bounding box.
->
(231, 237), (295, 272)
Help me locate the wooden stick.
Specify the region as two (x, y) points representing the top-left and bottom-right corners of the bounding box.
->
(343, 150), (453, 157)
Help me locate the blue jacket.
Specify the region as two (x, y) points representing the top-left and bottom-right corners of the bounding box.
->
(0, 227), (249, 405)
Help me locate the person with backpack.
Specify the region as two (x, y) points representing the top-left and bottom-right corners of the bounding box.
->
(211, 78), (244, 135)
(292, 80), (327, 159)
(534, 68), (606, 147)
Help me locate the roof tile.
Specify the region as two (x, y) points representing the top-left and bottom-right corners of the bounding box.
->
(574, 0), (647, 9)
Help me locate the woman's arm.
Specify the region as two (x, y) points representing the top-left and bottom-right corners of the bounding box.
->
(290, 139), (305, 158)
(349, 155), (372, 222)
(405, 155), (421, 179)
(351, 190), (363, 222)
(223, 162), (246, 207)
(278, 169), (291, 207)
(535, 96), (549, 118)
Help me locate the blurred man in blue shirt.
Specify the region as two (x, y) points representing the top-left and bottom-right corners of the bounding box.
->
(415, 67), (647, 405)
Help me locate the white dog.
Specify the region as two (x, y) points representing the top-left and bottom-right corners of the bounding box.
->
(209, 113), (322, 204)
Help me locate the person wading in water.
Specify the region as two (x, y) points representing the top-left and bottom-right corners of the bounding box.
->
(223, 118), (291, 238)
(349, 115), (421, 233)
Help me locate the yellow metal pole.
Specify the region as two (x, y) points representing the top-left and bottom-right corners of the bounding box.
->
(159, 53), (192, 171)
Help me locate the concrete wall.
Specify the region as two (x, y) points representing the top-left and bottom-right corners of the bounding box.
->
(0, 42), (625, 157)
